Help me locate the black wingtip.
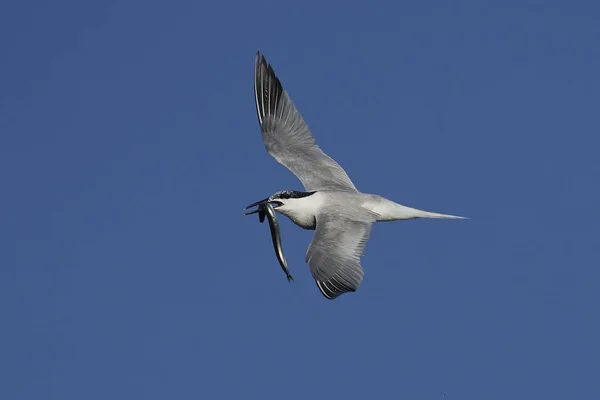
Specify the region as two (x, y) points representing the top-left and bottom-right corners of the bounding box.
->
(253, 50), (285, 126)
(316, 279), (356, 300)
(255, 49), (262, 64)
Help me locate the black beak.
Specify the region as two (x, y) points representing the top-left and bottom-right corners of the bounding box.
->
(243, 197), (270, 214)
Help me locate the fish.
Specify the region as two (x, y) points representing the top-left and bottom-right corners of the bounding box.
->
(262, 201), (293, 282)
(245, 200), (294, 282)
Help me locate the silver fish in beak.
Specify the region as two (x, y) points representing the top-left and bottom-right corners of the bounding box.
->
(244, 199), (293, 282)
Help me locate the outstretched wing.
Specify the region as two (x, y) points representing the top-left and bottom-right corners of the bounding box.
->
(254, 50), (358, 193)
(306, 211), (374, 300)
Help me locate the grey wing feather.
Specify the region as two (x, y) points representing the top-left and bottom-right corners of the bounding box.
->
(254, 51), (358, 193)
(306, 210), (374, 300)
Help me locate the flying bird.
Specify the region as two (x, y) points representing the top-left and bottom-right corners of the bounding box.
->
(245, 50), (466, 300)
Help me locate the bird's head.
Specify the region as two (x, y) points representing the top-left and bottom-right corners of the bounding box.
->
(244, 190), (317, 214)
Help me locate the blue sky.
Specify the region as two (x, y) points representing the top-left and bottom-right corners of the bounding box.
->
(2, 0), (599, 399)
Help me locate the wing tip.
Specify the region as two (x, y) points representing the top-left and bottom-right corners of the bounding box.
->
(316, 279), (358, 300)
(253, 50), (285, 125)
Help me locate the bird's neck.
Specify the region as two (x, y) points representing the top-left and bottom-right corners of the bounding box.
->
(277, 193), (323, 230)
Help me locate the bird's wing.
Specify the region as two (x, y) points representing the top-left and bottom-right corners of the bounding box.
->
(254, 50), (358, 193)
(306, 209), (375, 299)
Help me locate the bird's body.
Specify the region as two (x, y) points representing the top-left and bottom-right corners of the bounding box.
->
(276, 191), (464, 231)
(246, 51), (465, 300)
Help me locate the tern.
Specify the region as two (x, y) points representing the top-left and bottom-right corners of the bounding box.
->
(245, 50), (466, 300)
